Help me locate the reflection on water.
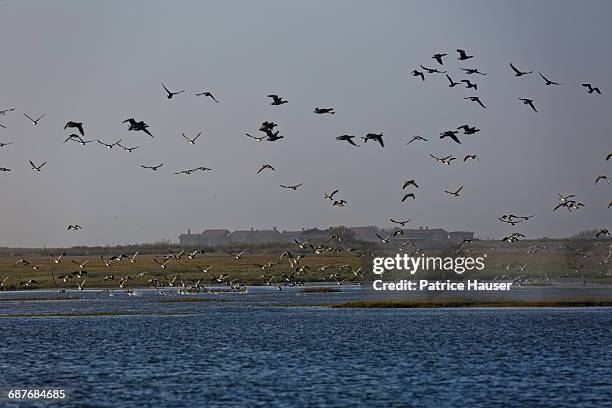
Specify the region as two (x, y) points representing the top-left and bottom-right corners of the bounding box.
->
(0, 286), (610, 407)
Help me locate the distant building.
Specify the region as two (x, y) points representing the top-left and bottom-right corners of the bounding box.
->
(179, 225), (475, 246)
(179, 229), (230, 246)
(449, 231), (475, 242)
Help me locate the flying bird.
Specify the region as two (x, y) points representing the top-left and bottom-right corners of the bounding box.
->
(446, 74), (461, 87)
(280, 183), (303, 190)
(440, 130), (461, 144)
(257, 164), (275, 174)
(457, 125), (480, 135)
(141, 163), (164, 171)
(461, 68), (486, 75)
(402, 193), (416, 202)
(97, 139), (121, 149)
(24, 112), (46, 125)
(390, 218), (411, 226)
(0, 108), (15, 115)
(595, 175), (609, 185)
(456, 49), (473, 60)
(420, 65), (446, 74)
(464, 96), (486, 108)
(162, 83), (185, 99)
(336, 135), (359, 146)
(430, 154), (456, 165)
(362, 132), (384, 147)
(582, 83), (601, 94)
(510, 62), (533, 77)
(0, 141), (12, 148)
(411, 70), (425, 81)
(182, 132), (201, 145)
(406, 136), (428, 144)
(67, 225), (83, 230)
(29, 160), (46, 171)
(461, 79), (477, 90)
(123, 118), (153, 137)
(268, 94), (288, 105)
(245, 133), (266, 142)
(464, 154), (480, 161)
(445, 185), (463, 197)
(402, 179), (419, 189)
(314, 107), (335, 114)
(324, 189), (339, 201)
(518, 98), (537, 112)
(432, 53), (447, 65)
(195, 91), (219, 103)
(64, 121), (84, 136)
(539, 72), (563, 85)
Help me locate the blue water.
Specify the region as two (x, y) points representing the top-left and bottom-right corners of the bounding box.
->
(0, 288), (610, 407)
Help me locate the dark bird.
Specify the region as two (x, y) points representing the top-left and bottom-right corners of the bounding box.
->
(336, 135), (359, 147)
(596, 228), (610, 238)
(0, 123), (5, 129)
(445, 185), (463, 197)
(0, 108), (15, 115)
(324, 189), (339, 201)
(390, 218), (411, 226)
(432, 53), (447, 65)
(457, 125), (480, 135)
(406, 135), (428, 144)
(456, 49), (473, 60)
(420, 65), (446, 74)
(464, 154), (480, 161)
(195, 91), (219, 103)
(519, 98), (537, 112)
(162, 83), (185, 99)
(461, 79), (477, 90)
(445, 74), (461, 87)
(606, 153), (611, 161)
(440, 130), (461, 144)
(257, 164), (275, 174)
(582, 83), (601, 94)
(314, 107), (335, 114)
(67, 225), (83, 230)
(539, 72), (563, 85)
(510, 62), (533, 77)
(280, 183), (303, 190)
(402, 193), (416, 202)
(0, 167), (11, 172)
(403, 179), (419, 189)
(24, 112), (46, 125)
(411, 70), (425, 81)
(595, 175), (609, 185)
(461, 68), (486, 75)
(333, 200), (347, 207)
(430, 154), (456, 165)
(464, 96), (486, 108)
(265, 130), (284, 141)
(0, 141), (13, 148)
(362, 132), (384, 147)
(268, 94), (288, 105)
(64, 121), (84, 136)
(123, 118), (153, 137)
(140, 163), (163, 171)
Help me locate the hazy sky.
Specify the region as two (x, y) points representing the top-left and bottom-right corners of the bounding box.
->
(0, 0), (610, 247)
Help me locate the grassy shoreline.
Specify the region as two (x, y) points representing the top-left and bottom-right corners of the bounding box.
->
(331, 299), (612, 308)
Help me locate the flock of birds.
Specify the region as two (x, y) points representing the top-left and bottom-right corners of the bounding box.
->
(0, 47), (610, 294)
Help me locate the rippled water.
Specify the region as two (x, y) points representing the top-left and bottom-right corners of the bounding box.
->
(0, 288), (610, 407)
